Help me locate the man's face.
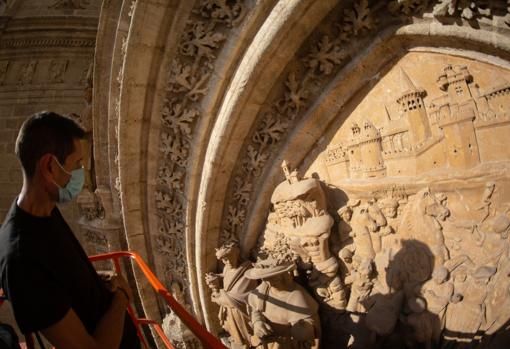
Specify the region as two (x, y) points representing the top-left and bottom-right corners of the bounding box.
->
(51, 139), (83, 191)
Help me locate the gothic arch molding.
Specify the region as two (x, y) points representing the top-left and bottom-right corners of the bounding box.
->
(93, 0), (510, 341)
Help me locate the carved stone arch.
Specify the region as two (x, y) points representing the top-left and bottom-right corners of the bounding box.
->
(195, 0), (342, 330)
(96, 0), (510, 343)
(113, 0), (194, 326)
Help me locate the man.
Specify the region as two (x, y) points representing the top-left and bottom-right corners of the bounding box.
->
(0, 111), (140, 349)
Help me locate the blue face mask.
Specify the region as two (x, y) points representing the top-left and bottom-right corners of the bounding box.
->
(53, 156), (85, 203)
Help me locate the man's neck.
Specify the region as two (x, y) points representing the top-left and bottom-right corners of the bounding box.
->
(17, 180), (56, 217)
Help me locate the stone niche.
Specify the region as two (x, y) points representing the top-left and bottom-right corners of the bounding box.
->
(212, 52), (510, 349)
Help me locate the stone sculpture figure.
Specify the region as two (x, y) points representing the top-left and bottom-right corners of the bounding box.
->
(349, 204), (377, 261)
(266, 161), (346, 310)
(205, 242), (256, 349)
(245, 259), (320, 349)
(337, 199), (360, 247)
(484, 245), (510, 335)
(477, 181), (496, 224)
(377, 196), (401, 250)
(398, 188), (450, 270)
(345, 259), (374, 316)
(367, 199), (387, 254)
(444, 266), (496, 343)
(364, 268), (405, 339)
(419, 266), (453, 344)
(476, 214), (510, 267)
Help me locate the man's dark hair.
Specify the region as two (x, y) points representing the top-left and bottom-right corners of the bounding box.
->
(15, 111), (85, 178)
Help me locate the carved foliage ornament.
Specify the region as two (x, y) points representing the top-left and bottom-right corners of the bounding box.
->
(221, 0), (378, 244)
(154, 0), (245, 294)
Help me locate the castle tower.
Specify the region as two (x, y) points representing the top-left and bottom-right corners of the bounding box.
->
(437, 65), (474, 105)
(359, 120), (385, 178)
(436, 65), (480, 169)
(396, 68), (432, 147)
(347, 122), (363, 178)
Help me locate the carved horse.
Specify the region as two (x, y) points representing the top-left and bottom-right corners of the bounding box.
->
(398, 188), (450, 272)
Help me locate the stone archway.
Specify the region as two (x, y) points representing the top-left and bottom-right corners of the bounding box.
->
(94, 0), (510, 347)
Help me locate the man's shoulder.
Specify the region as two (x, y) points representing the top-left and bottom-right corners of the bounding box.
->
(0, 207), (50, 273)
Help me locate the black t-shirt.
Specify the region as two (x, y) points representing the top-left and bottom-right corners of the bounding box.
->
(0, 200), (140, 348)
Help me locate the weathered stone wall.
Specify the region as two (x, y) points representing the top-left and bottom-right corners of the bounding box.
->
(0, 0), (100, 338)
(0, 0), (100, 225)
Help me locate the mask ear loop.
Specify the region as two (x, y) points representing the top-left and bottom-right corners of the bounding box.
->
(52, 155), (72, 176)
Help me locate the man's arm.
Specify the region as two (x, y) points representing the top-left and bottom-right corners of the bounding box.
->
(42, 277), (131, 349)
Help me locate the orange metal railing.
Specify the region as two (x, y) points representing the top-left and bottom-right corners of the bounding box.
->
(0, 252), (226, 349)
(88, 251), (227, 349)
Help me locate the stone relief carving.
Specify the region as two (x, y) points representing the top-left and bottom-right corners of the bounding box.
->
(195, 0), (245, 27)
(0, 38), (96, 50)
(220, 0), (407, 245)
(154, 0), (246, 296)
(84, 229), (108, 248)
(219, 0), (510, 253)
(325, 65), (510, 180)
(80, 61), (93, 85)
(49, 59), (68, 83)
(387, 0), (428, 16)
(74, 64), (105, 222)
(212, 58), (510, 348)
(83, 229), (111, 270)
(432, 0), (497, 21)
(385, 0), (509, 21)
(205, 242), (256, 349)
(245, 259), (320, 349)
(76, 189), (105, 221)
(264, 161), (347, 311)
(162, 281), (200, 349)
(17, 60), (37, 86)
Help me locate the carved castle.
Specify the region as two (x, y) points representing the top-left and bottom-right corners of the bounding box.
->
(325, 65), (510, 179)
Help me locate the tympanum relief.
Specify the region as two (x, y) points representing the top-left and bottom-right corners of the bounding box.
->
(209, 53), (510, 348)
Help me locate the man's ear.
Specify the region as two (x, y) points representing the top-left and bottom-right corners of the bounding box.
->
(38, 153), (56, 182)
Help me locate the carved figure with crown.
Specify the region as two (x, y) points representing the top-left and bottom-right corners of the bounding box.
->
(260, 161), (347, 311)
(206, 242), (257, 349)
